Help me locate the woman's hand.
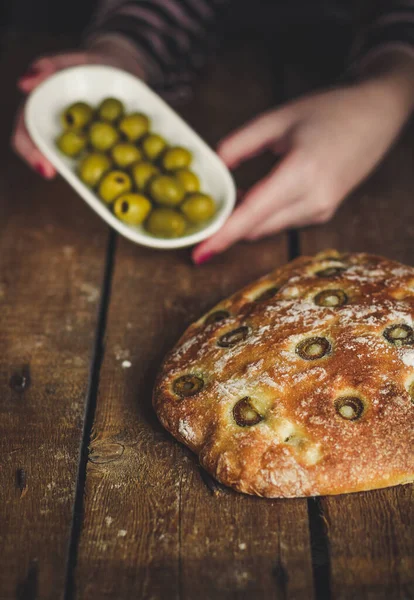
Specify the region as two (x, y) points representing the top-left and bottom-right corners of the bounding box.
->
(12, 44), (146, 177)
(13, 52), (96, 177)
(193, 51), (414, 264)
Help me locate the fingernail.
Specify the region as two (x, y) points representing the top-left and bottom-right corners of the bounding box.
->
(194, 251), (215, 265)
(35, 163), (48, 178)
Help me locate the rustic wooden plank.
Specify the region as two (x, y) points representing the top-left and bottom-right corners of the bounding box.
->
(0, 37), (108, 600)
(75, 39), (314, 599)
(179, 42), (314, 600)
(179, 469), (313, 600)
(300, 124), (414, 599)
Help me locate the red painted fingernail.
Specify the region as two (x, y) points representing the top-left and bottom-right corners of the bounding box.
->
(35, 163), (48, 178)
(195, 251), (214, 265)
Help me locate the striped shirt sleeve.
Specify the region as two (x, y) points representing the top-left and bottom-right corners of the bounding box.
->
(85, 0), (229, 100)
(350, 1), (414, 69)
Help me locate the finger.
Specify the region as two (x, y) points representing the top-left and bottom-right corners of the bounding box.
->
(12, 107), (56, 178)
(245, 193), (334, 241)
(192, 157), (299, 263)
(193, 204), (260, 265)
(218, 108), (293, 168)
(18, 57), (57, 93)
(47, 52), (89, 69)
(18, 53), (88, 93)
(245, 199), (309, 240)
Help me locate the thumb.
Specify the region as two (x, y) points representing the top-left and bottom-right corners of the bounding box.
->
(192, 172), (285, 263)
(192, 151), (300, 264)
(218, 107), (293, 169)
(18, 52), (89, 93)
(192, 201), (255, 264)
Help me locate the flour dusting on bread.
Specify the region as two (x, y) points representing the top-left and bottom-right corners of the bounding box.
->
(153, 250), (414, 497)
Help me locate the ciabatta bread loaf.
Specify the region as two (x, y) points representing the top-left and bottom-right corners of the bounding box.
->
(153, 250), (414, 497)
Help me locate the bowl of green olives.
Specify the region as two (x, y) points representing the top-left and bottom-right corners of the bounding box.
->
(25, 66), (236, 249)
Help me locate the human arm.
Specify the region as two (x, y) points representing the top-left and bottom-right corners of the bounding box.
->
(193, 2), (414, 264)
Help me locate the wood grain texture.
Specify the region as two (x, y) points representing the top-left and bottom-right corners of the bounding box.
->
(300, 124), (414, 599)
(0, 37), (107, 600)
(179, 472), (313, 599)
(74, 39), (314, 600)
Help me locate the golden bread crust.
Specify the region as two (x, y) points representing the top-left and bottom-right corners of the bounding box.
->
(153, 250), (414, 497)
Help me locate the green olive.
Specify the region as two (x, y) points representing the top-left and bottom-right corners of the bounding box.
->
(335, 396), (365, 421)
(98, 97), (124, 122)
(145, 208), (187, 238)
(119, 113), (150, 142)
(173, 374), (204, 397)
(56, 130), (87, 157)
(141, 134), (167, 161)
(130, 161), (159, 191)
(149, 175), (185, 207)
(383, 324), (414, 346)
(181, 193), (216, 224)
(113, 193), (152, 225)
(314, 289), (348, 307)
(89, 121), (119, 152)
(162, 146), (192, 171)
(316, 266), (347, 278)
(233, 397), (264, 427)
(110, 143), (142, 169)
(205, 310), (230, 325)
(255, 287), (279, 302)
(175, 168), (200, 193)
(61, 102), (93, 129)
(408, 381), (414, 403)
(218, 326), (249, 348)
(296, 337), (331, 360)
(78, 152), (112, 187)
(98, 170), (132, 204)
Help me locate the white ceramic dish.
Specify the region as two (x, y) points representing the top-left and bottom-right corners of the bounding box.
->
(25, 65), (236, 249)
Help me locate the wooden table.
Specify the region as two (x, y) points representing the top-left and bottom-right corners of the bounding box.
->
(1, 36), (413, 600)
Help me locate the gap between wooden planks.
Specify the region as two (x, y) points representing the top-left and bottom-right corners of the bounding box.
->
(0, 36), (110, 600)
(73, 39), (314, 600)
(3, 31), (412, 600)
(300, 123), (414, 600)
